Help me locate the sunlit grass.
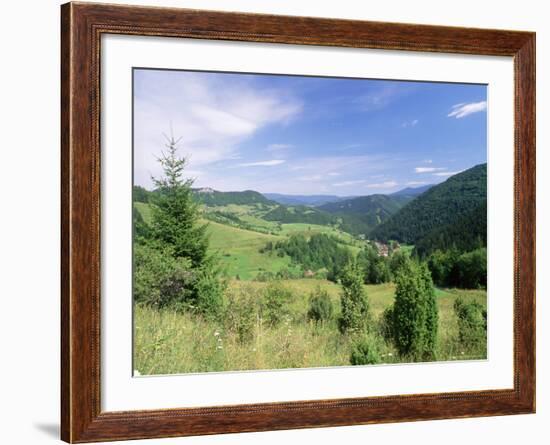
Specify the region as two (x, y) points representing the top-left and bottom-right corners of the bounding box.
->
(134, 279), (487, 375)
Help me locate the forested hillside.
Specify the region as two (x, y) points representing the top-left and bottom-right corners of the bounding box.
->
(414, 201), (487, 257)
(262, 204), (336, 225)
(371, 164), (487, 244)
(194, 189), (277, 206)
(318, 194), (411, 235)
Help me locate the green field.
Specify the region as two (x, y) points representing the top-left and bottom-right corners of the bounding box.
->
(136, 202), (362, 280)
(206, 220), (297, 280)
(134, 279), (487, 375)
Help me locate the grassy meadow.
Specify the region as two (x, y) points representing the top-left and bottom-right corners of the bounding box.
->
(134, 277), (486, 375)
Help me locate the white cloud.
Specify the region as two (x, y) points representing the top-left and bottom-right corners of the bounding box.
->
(415, 167), (446, 173)
(267, 143), (293, 152)
(237, 160), (286, 167)
(423, 159), (433, 164)
(356, 84), (404, 112)
(332, 180), (367, 187)
(406, 181), (427, 186)
(433, 170), (463, 177)
(402, 119), (419, 128)
(340, 143), (365, 150)
(327, 172), (340, 177)
(366, 180), (398, 189)
(298, 174), (323, 181)
(447, 101), (487, 119)
(133, 70), (302, 188)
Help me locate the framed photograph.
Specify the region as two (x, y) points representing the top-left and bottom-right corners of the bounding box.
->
(61, 2), (535, 442)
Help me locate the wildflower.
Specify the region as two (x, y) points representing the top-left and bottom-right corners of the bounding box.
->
(214, 331), (220, 337)
(134, 369), (141, 377)
(388, 352), (393, 357)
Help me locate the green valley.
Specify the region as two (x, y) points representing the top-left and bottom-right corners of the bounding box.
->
(133, 161), (488, 374)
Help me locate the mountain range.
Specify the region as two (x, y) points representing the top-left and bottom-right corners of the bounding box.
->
(263, 184), (431, 207)
(139, 165), (487, 251)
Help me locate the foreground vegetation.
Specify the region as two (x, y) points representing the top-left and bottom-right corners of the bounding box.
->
(133, 138), (488, 375)
(134, 279), (486, 374)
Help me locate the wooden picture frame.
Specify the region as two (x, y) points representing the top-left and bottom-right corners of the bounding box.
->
(61, 2), (535, 442)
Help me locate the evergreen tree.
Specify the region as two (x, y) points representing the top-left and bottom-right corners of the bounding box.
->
(392, 261), (438, 360)
(339, 262), (370, 334)
(149, 135), (209, 267)
(142, 133), (224, 317)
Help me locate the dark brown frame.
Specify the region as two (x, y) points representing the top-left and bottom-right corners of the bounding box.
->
(61, 2), (536, 443)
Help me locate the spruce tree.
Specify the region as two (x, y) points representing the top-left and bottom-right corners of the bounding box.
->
(145, 133), (224, 318)
(150, 135), (208, 267)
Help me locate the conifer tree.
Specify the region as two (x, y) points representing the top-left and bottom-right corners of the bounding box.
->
(339, 262), (370, 334)
(144, 132), (224, 318)
(149, 134), (208, 267)
(392, 260), (438, 360)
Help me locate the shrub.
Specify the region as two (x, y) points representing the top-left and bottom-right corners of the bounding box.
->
(379, 305), (395, 341)
(453, 298), (487, 348)
(194, 264), (227, 319)
(134, 241), (226, 317)
(350, 337), (380, 365)
(225, 286), (257, 343)
(392, 261), (438, 360)
(307, 287), (334, 323)
(389, 250), (409, 278)
(427, 248), (487, 289)
(261, 282), (293, 326)
(255, 271), (275, 282)
(338, 262), (370, 334)
(134, 242), (195, 311)
(456, 248), (487, 289)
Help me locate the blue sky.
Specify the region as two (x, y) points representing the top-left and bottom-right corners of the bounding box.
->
(134, 69), (487, 196)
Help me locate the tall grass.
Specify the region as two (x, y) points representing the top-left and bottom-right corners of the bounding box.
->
(134, 279), (486, 375)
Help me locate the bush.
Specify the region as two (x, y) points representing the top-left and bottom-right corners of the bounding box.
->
(261, 282), (293, 326)
(338, 262), (370, 334)
(427, 248), (487, 289)
(350, 337), (380, 365)
(134, 242), (226, 317)
(307, 287), (334, 323)
(389, 250), (409, 278)
(194, 264), (227, 319)
(379, 305), (395, 341)
(392, 261), (438, 360)
(453, 298), (487, 348)
(225, 286), (257, 343)
(456, 248), (487, 289)
(255, 271), (275, 282)
(134, 242), (195, 311)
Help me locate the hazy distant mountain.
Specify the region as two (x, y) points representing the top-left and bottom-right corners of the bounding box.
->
(263, 193), (347, 207)
(391, 184), (433, 198)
